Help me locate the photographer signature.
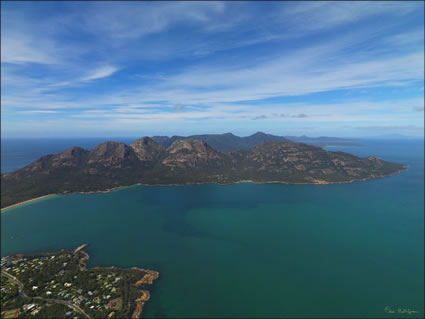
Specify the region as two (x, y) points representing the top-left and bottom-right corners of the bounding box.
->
(385, 306), (418, 315)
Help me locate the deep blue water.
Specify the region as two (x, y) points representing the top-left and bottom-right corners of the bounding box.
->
(1, 137), (423, 318)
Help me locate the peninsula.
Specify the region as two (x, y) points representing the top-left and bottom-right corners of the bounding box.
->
(1, 135), (405, 208)
(0, 245), (159, 319)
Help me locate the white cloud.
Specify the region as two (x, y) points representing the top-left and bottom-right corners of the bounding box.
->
(81, 2), (228, 40)
(18, 110), (58, 114)
(82, 66), (119, 81)
(387, 29), (425, 47)
(280, 1), (421, 33)
(1, 32), (59, 65)
(1, 1), (423, 138)
(127, 45), (423, 105)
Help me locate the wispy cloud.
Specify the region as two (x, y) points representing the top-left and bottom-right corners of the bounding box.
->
(353, 124), (424, 131)
(80, 2), (227, 40)
(18, 110), (59, 114)
(253, 113), (308, 120)
(1, 1), (424, 137)
(82, 66), (119, 81)
(1, 32), (59, 65)
(280, 1), (420, 33)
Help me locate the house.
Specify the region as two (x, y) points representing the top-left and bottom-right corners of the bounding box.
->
(23, 303), (36, 311)
(32, 286), (38, 290)
(31, 308), (40, 316)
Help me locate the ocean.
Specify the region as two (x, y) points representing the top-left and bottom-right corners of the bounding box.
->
(1, 138), (424, 318)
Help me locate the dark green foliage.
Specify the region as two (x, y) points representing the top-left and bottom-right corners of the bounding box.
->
(2, 250), (157, 319)
(151, 131), (290, 152)
(1, 138), (405, 208)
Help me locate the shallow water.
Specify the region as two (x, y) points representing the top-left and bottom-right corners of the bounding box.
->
(1, 139), (423, 318)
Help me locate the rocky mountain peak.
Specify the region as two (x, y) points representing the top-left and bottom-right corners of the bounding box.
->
(163, 139), (223, 168)
(130, 137), (165, 161)
(88, 142), (138, 167)
(59, 146), (87, 159)
(167, 139), (211, 154)
(1, 135), (407, 209)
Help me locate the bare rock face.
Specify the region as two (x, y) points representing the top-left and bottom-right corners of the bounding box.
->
(130, 137), (165, 162)
(17, 147), (88, 176)
(88, 142), (139, 168)
(1, 136), (406, 208)
(51, 147), (88, 168)
(162, 139), (223, 168)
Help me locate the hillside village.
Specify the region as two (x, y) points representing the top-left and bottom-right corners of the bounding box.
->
(0, 245), (158, 319)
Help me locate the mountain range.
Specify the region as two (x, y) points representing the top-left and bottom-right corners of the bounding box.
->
(1, 134), (405, 208)
(151, 131), (360, 152)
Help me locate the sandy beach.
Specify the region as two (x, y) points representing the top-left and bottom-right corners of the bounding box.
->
(1, 194), (57, 212)
(1, 166), (406, 212)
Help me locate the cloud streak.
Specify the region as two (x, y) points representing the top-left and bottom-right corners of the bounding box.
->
(1, 1), (424, 137)
(82, 66), (119, 81)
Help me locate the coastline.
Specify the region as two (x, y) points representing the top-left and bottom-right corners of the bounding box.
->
(2, 245), (159, 319)
(1, 194), (58, 213)
(1, 166), (407, 211)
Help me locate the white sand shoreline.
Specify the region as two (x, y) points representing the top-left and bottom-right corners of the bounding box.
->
(1, 167), (406, 211)
(1, 194), (58, 213)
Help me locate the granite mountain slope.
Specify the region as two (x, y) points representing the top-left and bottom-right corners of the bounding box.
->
(1, 137), (405, 208)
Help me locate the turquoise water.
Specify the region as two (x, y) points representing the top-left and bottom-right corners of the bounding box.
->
(1, 140), (423, 318)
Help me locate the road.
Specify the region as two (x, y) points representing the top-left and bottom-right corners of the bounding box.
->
(1, 270), (91, 319)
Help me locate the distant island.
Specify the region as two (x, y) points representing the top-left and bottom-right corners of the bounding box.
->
(0, 245), (159, 319)
(1, 132), (405, 209)
(149, 131), (363, 152)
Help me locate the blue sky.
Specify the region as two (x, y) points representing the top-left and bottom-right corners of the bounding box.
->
(1, 1), (424, 138)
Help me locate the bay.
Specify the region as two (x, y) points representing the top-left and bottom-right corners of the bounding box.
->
(1, 139), (423, 318)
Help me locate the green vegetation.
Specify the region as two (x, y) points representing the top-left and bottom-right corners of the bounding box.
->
(1, 246), (158, 319)
(1, 136), (405, 208)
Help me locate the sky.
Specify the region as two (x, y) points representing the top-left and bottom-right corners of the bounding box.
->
(1, 1), (424, 138)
